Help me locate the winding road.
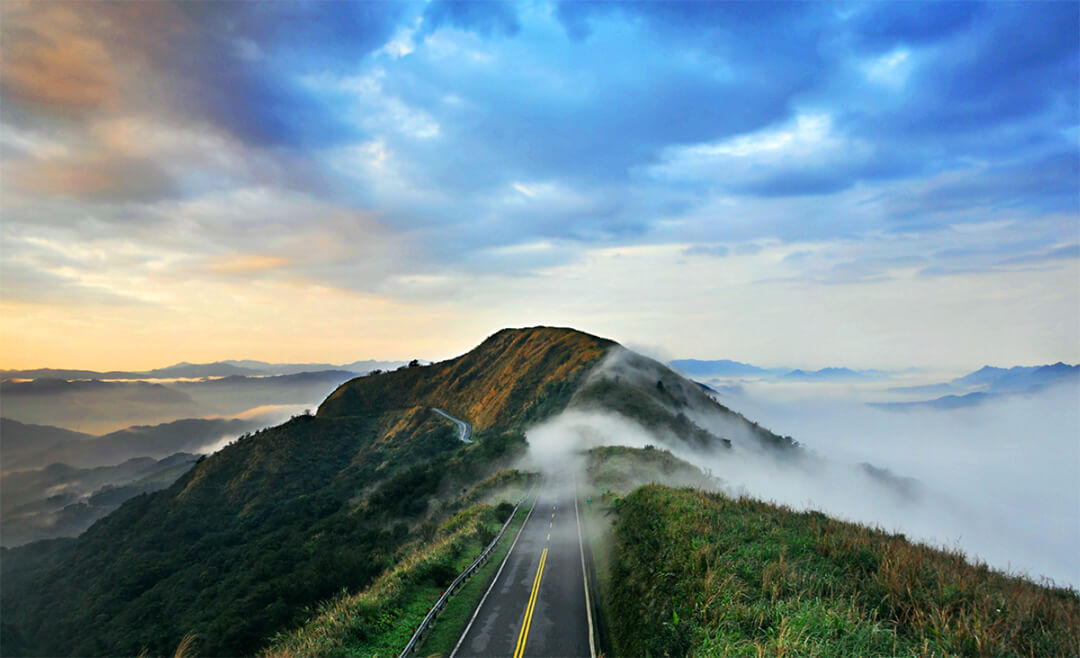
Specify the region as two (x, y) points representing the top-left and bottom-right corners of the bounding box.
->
(433, 407), (473, 443)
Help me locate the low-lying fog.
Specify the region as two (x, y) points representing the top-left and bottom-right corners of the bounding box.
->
(526, 369), (1079, 588)
(721, 380), (1079, 588)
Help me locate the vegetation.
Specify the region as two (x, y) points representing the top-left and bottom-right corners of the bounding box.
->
(318, 326), (613, 430)
(606, 485), (1080, 657)
(567, 347), (797, 453)
(265, 473), (530, 658)
(420, 493), (531, 657)
(585, 445), (717, 496)
(2, 327), (606, 657)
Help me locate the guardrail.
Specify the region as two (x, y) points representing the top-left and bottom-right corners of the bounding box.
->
(399, 489), (531, 657)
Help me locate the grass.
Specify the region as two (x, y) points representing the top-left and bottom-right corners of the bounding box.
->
(263, 474), (532, 658)
(606, 485), (1080, 657)
(420, 490), (534, 656)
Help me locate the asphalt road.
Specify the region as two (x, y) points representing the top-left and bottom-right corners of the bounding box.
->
(452, 474), (595, 658)
(433, 407), (473, 443)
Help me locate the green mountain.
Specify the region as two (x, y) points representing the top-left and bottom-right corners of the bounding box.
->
(0, 326), (795, 657)
(7, 326), (1072, 658)
(0, 328), (614, 656)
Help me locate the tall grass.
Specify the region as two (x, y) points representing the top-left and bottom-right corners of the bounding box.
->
(606, 485), (1080, 657)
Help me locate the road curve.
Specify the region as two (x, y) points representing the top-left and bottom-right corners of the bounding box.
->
(451, 473), (594, 658)
(432, 407), (473, 443)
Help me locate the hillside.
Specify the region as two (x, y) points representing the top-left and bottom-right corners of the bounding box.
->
(0, 327), (614, 657)
(318, 326), (614, 430)
(1, 326), (819, 657)
(604, 485), (1080, 657)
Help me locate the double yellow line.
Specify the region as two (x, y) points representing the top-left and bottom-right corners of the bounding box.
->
(512, 547), (548, 658)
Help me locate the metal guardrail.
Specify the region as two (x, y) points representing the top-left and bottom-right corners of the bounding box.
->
(399, 490), (531, 657)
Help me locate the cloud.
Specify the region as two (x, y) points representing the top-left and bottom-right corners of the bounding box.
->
(5, 155), (177, 201)
(0, 3), (119, 112)
(206, 254), (293, 276)
(682, 245), (730, 258)
(0, 0), (1076, 369)
(721, 380), (1080, 585)
(422, 1), (521, 38)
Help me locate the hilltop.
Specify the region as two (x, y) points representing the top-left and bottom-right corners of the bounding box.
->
(0, 326), (806, 657)
(5, 326), (1074, 657)
(0, 327), (622, 656)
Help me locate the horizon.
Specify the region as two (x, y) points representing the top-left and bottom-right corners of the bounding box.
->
(3, 325), (1077, 376)
(2, 2), (1078, 373)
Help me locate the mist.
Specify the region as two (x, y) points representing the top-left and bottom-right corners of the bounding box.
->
(717, 381), (1080, 587)
(522, 354), (1080, 588)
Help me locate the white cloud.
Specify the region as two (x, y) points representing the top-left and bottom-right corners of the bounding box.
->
(861, 48), (913, 87)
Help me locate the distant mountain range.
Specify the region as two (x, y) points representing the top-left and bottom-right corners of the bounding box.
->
(1, 416), (263, 473)
(0, 370), (366, 434)
(1, 451), (200, 547)
(877, 362), (1078, 411)
(0, 358), (407, 381)
(669, 359), (894, 381)
(671, 357), (1078, 410)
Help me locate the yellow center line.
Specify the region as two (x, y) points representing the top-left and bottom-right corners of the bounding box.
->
(513, 547), (548, 658)
(547, 533), (550, 541)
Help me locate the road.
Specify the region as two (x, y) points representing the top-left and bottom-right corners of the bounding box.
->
(433, 407), (473, 443)
(452, 473), (595, 658)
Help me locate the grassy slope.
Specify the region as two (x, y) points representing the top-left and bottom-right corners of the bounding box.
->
(265, 472), (532, 658)
(319, 326), (613, 431)
(2, 327), (612, 657)
(419, 488), (533, 657)
(568, 347), (797, 453)
(607, 485), (1080, 657)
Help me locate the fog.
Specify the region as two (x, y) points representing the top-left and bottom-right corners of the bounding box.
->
(719, 381), (1080, 587)
(195, 403), (316, 454)
(522, 356), (1079, 588)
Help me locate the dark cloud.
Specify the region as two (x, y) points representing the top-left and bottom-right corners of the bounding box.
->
(846, 2), (988, 52)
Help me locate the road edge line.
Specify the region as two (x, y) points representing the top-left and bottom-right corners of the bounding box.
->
(450, 484), (540, 657)
(574, 478), (597, 658)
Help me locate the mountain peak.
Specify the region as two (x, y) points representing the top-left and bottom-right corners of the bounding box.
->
(318, 326), (615, 430)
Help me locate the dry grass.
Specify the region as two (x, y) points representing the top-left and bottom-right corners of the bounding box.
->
(607, 485), (1080, 657)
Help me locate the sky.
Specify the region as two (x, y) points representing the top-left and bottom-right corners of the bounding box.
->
(1, 1), (1077, 371)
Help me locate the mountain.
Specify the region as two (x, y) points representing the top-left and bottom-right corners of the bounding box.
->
(1, 417), (263, 473)
(782, 366), (870, 381)
(221, 359), (407, 376)
(881, 362), (1078, 410)
(949, 362), (1078, 392)
(0, 419), (93, 472)
(872, 392), (993, 412)
(1, 453), (200, 547)
(668, 359), (781, 378)
(1, 326), (795, 657)
(668, 360), (896, 381)
(986, 362), (1078, 393)
(0, 379), (200, 433)
(1, 359), (405, 381)
(1, 370), (360, 434)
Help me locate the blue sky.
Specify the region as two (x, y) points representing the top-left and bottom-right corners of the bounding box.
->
(1, 1), (1077, 369)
